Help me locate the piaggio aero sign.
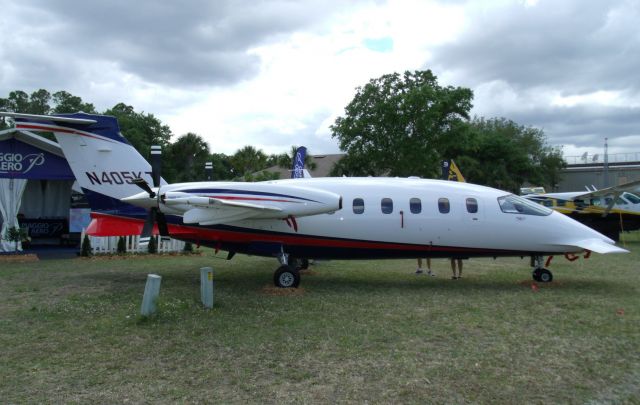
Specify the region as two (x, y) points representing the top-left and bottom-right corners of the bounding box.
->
(0, 152), (45, 174)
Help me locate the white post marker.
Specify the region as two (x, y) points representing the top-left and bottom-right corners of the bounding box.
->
(141, 274), (162, 316)
(200, 267), (214, 309)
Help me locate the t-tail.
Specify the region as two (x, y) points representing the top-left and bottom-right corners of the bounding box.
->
(0, 111), (161, 220)
(291, 146), (312, 178)
(441, 159), (465, 182)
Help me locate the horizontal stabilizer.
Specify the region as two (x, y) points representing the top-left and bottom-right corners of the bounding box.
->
(0, 111), (97, 124)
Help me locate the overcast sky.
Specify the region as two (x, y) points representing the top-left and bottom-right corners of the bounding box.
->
(1, 0), (639, 161)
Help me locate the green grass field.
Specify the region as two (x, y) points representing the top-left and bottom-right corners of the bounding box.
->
(1, 240), (639, 404)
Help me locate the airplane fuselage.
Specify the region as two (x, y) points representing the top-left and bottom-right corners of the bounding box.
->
(128, 177), (613, 260)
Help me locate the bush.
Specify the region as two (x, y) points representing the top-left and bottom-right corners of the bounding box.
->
(183, 242), (193, 253)
(80, 234), (92, 257)
(117, 236), (126, 255)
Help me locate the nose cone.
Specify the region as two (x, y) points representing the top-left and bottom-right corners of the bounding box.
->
(550, 210), (628, 253)
(121, 191), (157, 209)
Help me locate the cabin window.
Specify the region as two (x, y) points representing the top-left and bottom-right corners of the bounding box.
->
(410, 198), (421, 214)
(498, 194), (552, 216)
(542, 200), (553, 207)
(556, 199), (566, 207)
(353, 198), (365, 214)
(381, 198), (393, 214)
(438, 198), (450, 214)
(466, 198), (478, 213)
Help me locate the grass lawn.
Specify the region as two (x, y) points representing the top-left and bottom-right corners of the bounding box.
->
(1, 240), (639, 404)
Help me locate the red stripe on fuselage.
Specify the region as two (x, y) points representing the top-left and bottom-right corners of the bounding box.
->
(15, 123), (116, 143)
(86, 212), (507, 254)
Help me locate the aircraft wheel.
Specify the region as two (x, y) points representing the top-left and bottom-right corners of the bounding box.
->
(532, 268), (542, 282)
(274, 265), (300, 288)
(538, 268), (553, 283)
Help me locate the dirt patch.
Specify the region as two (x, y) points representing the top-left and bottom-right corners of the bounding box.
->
(261, 285), (307, 296)
(518, 280), (565, 289)
(0, 253), (39, 263)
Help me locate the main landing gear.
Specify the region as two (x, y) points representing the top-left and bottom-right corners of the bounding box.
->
(273, 252), (301, 288)
(531, 255), (553, 283)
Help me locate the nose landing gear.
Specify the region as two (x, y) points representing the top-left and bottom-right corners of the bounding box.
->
(531, 255), (553, 283)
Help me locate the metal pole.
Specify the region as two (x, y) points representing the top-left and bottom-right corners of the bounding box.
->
(603, 138), (609, 188)
(141, 274), (162, 316)
(200, 267), (214, 309)
(205, 162), (213, 181)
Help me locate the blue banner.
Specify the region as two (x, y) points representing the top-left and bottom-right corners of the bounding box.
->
(0, 138), (75, 180)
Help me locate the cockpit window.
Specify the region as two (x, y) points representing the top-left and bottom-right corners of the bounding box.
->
(624, 192), (640, 204)
(498, 194), (552, 216)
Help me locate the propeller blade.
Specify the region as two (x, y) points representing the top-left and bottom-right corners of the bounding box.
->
(132, 178), (155, 198)
(139, 208), (157, 247)
(156, 211), (170, 237)
(150, 145), (162, 188)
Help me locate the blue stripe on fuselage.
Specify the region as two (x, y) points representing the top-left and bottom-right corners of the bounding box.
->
(180, 188), (318, 202)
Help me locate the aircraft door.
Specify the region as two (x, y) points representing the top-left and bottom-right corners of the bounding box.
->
(462, 196), (484, 229)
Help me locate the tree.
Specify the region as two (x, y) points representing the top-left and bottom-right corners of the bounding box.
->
(230, 145), (269, 179)
(209, 153), (234, 180)
(52, 91), (97, 114)
(104, 103), (172, 163)
(331, 70), (473, 177)
(165, 132), (211, 182)
(455, 118), (565, 193)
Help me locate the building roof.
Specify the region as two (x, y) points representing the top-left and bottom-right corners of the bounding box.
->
(0, 128), (66, 158)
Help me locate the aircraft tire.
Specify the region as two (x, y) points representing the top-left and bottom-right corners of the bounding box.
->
(538, 268), (553, 283)
(274, 265), (300, 288)
(532, 268), (542, 282)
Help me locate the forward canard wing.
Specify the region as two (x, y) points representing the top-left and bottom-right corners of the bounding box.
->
(550, 238), (629, 254)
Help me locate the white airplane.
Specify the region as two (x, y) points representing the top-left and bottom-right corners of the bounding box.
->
(1, 112), (628, 287)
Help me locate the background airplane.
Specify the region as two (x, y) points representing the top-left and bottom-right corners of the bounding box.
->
(522, 182), (640, 241)
(442, 159), (640, 242)
(1, 111), (627, 287)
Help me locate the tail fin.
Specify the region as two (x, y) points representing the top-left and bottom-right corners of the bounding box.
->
(441, 159), (466, 182)
(1, 112), (158, 217)
(291, 146), (308, 179)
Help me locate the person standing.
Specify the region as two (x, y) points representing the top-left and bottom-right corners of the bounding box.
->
(451, 258), (463, 279)
(416, 258), (435, 276)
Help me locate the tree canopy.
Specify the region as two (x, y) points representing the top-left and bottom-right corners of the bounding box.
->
(454, 118), (565, 192)
(331, 70), (473, 178)
(331, 70), (564, 191)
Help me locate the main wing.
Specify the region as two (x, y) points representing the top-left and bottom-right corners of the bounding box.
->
(123, 184), (343, 226)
